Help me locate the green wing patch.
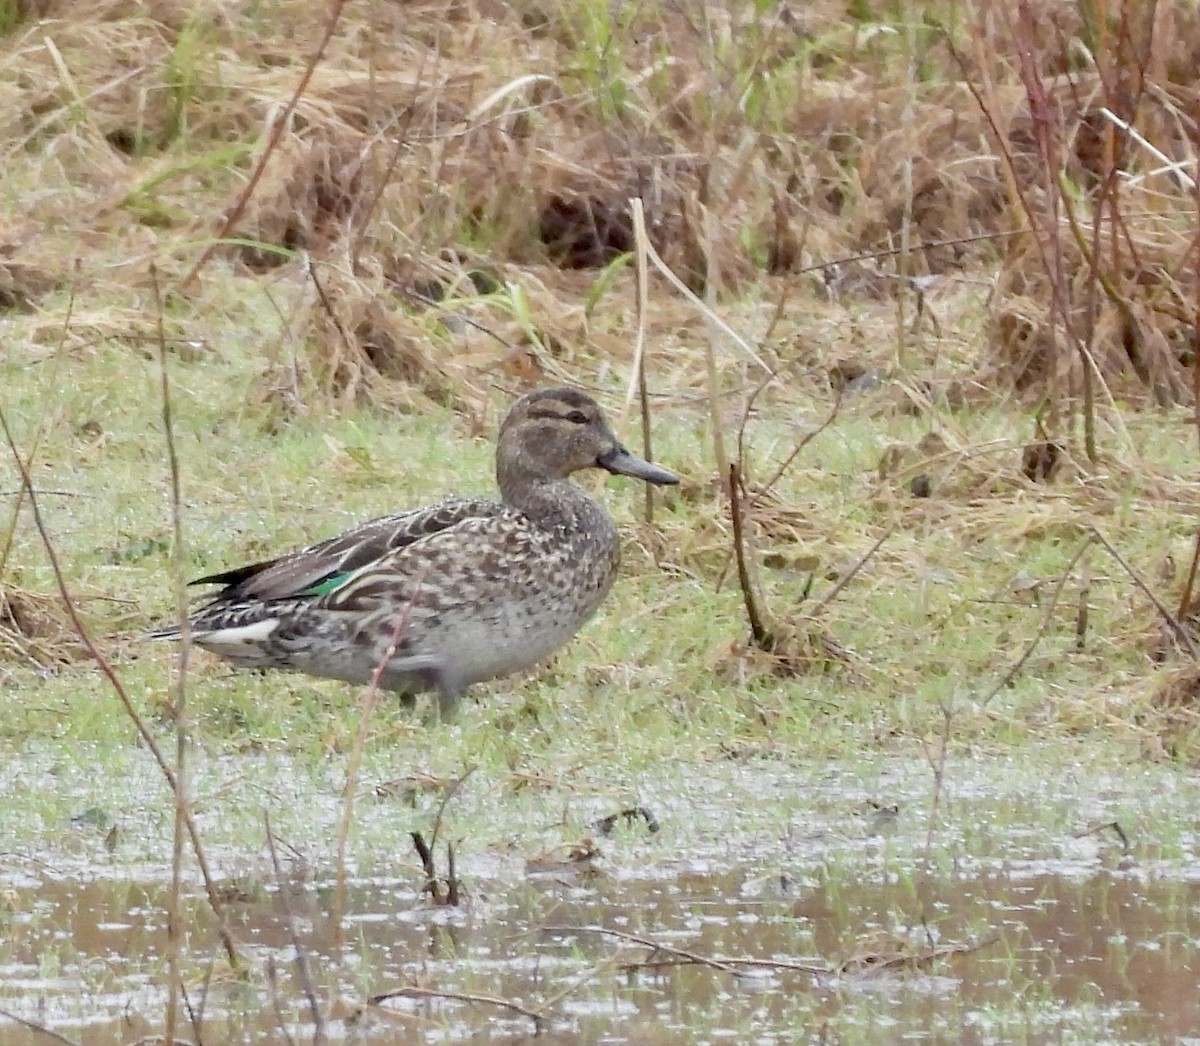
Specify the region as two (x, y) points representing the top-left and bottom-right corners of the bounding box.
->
(303, 571), (354, 596)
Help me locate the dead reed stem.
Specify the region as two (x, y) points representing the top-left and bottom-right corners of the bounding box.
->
(1092, 527), (1198, 660)
(980, 533), (1099, 705)
(0, 1007), (81, 1046)
(631, 198), (655, 525)
(266, 812), (327, 1045)
(541, 924), (829, 977)
(333, 594), (419, 952)
(155, 263), (191, 1045)
(178, 0), (349, 292)
(369, 986), (545, 1032)
(1181, 332), (1200, 617)
(728, 463), (772, 650)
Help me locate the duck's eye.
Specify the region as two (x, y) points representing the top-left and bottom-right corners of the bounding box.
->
(565, 410), (590, 425)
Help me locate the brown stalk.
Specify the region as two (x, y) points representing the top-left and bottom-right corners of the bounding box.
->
(369, 986), (546, 1031)
(154, 263), (190, 1046)
(947, 13), (1094, 452)
(630, 197), (655, 524)
(266, 812), (326, 1045)
(1179, 238), (1200, 617)
(410, 830), (460, 905)
(333, 594), (420, 951)
(541, 925), (830, 977)
(0, 1008), (81, 1046)
(728, 463), (771, 650)
(980, 533), (1098, 705)
(410, 768), (475, 906)
(0, 409), (240, 970)
(178, 0), (348, 292)
(1092, 527), (1199, 660)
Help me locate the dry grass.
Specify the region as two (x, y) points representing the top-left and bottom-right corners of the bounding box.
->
(0, 1), (1189, 399)
(0, 584), (83, 666)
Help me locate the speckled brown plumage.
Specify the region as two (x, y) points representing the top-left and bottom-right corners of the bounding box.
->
(150, 388), (677, 715)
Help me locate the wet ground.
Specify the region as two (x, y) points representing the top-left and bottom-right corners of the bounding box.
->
(1, 751), (1198, 1044)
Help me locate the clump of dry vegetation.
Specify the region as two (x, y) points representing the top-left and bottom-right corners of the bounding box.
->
(0, 584), (83, 666)
(0, 0), (1193, 403)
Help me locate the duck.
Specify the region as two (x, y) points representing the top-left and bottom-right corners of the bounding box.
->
(151, 387), (678, 716)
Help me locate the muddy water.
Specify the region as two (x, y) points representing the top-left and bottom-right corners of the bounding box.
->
(1, 757), (1199, 1044)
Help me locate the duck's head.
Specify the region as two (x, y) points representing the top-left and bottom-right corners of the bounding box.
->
(497, 387), (678, 492)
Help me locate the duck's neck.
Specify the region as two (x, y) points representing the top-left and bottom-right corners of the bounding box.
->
(498, 468), (604, 531)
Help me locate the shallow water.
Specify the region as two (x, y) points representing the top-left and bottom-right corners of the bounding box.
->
(1, 754), (1199, 1044)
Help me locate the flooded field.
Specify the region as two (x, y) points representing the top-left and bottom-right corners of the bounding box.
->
(1, 751), (1197, 1044)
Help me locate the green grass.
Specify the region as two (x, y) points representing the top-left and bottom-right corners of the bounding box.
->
(4, 283), (1197, 779)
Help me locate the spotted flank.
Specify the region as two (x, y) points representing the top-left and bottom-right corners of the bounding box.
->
(149, 387), (678, 716)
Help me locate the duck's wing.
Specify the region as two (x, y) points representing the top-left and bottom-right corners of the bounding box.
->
(192, 498), (505, 604)
(310, 511), (545, 614)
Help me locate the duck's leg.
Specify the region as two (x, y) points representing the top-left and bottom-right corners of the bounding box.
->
(378, 653), (462, 720)
(432, 679), (464, 721)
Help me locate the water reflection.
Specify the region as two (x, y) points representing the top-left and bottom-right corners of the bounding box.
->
(0, 858), (1197, 1044)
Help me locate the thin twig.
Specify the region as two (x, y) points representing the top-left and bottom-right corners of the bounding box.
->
(753, 390), (842, 501)
(178, 0), (348, 291)
(839, 933), (1000, 975)
(794, 228), (1030, 278)
(184, 956), (215, 1046)
(0, 260), (79, 581)
(735, 368), (778, 485)
(531, 956), (623, 1015)
(542, 925), (829, 976)
(334, 595), (419, 951)
(0, 1007), (82, 1046)
(1074, 820), (1131, 854)
(812, 525), (896, 615)
(266, 813), (326, 1045)
(1092, 526), (1199, 660)
(427, 766), (475, 853)
(155, 261), (190, 1046)
(544, 923), (738, 973)
(266, 955), (299, 1046)
(369, 986), (546, 1031)
(980, 534), (1097, 705)
(918, 698), (953, 862)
